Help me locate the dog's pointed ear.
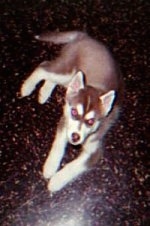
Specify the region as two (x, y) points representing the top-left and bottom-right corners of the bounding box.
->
(66, 71), (85, 96)
(99, 90), (116, 116)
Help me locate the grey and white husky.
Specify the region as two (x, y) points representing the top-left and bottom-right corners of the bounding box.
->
(21, 31), (123, 192)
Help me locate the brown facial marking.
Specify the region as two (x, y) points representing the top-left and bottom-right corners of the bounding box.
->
(68, 86), (104, 123)
(78, 87), (101, 118)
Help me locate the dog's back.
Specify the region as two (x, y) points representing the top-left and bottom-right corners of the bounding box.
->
(21, 31), (123, 104)
(35, 31), (122, 93)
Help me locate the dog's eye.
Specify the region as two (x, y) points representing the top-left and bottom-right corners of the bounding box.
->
(86, 118), (95, 126)
(71, 108), (78, 117)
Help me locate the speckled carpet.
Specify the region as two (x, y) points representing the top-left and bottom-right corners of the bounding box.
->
(0, 1), (149, 225)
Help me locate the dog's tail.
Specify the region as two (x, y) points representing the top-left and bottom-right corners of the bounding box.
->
(35, 31), (87, 44)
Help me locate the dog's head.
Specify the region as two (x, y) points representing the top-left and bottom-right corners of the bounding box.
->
(64, 71), (116, 145)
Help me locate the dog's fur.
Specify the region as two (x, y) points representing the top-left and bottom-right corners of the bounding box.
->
(21, 31), (123, 192)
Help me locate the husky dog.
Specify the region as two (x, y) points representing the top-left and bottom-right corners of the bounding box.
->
(21, 31), (123, 192)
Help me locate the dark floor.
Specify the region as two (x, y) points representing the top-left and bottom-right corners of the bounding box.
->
(0, 0), (149, 225)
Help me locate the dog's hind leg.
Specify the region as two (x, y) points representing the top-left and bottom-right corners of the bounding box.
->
(21, 60), (75, 103)
(20, 65), (51, 98)
(38, 80), (56, 104)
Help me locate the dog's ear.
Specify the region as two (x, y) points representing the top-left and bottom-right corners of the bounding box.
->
(99, 90), (116, 116)
(66, 71), (85, 96)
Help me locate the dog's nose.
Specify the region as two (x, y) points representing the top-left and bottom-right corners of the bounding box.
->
(72, 132), (80, 143)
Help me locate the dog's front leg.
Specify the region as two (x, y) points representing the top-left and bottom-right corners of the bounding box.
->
(43, 119), (67, 179)
(48, 135), (101, 192)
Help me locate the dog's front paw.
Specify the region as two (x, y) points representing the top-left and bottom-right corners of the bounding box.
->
(47, 172), (67, 192)
(43, 167), (55, 179)
(43, 163), (57, 179)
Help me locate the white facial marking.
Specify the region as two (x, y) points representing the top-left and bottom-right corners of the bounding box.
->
(67, 118), (82, 145)
(85, 111), (95, 120)
(77, 104), (84, 116)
